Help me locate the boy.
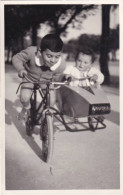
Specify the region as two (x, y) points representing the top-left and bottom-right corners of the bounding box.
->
(69, 48), (104, 87)
(12, 33), (78, 121)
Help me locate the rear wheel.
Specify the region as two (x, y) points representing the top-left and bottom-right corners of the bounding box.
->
(88, 117), (98, 131)
(41, 114), (54, 163)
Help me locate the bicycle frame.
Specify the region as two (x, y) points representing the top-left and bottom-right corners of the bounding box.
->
(32, 86), (107, 132)
(16, 75), (108, 132)
(30, 83), (68, 128)
(16, 75), (110, 162)
(31, 82), (56, 125)
(16, 76), (69, 127)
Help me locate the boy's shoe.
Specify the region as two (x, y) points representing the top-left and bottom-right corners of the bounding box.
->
(17, 108), (30, 122)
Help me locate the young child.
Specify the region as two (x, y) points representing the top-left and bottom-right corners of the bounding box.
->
(12, 33), (79, 121)
(69, 48), (104, 87)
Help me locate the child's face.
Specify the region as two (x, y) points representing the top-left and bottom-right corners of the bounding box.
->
(76, 52), (92, 71)
(42, 49), (61, 68)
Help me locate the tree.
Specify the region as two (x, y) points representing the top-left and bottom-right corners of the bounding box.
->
(5, 4), (96, 56)
(109, 25), (119, 61)
(99, 5), (111, 84)
(99, 4), (119, 84)
(78, 34), (100, 53)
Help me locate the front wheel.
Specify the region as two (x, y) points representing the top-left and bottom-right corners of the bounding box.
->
(41, 114), (54, 163)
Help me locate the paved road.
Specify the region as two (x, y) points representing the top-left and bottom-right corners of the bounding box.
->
(5, 65), (120, 190)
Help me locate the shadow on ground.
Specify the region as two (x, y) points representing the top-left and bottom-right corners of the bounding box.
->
(106, 110), (119, 125)
(5, 98), (44, 161)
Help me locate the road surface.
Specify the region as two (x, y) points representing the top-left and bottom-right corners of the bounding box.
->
(5, 64), (120, 190)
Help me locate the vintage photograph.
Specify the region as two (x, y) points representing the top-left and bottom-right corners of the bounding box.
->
(4, 2), (120, 191)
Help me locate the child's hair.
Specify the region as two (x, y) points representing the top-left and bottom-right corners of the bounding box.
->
(75, 47), (96, 63)
(40, 34), (63, 52)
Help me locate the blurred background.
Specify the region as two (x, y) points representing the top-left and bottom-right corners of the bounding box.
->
(5, 4), (119, 85)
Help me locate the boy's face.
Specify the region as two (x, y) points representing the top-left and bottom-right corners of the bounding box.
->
(76, 52), (92, 71)
(42, 49), (61, 68)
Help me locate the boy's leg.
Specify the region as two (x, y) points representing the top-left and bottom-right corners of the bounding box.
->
(50, 89), (56, 107)
(55, 89), (63, 112)
(18, 81), (34, 121)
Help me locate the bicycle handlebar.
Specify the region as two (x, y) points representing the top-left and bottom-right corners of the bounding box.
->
(23, 74), (70, 86)
(23, 73), (91, 84)
(16, 74), (69, 94)
(16, 73), (97, 94)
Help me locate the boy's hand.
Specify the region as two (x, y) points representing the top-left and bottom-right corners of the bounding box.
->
(90, 74), (98, 82)
(18, 69), (27, 78)
(65, 75), (72, 82)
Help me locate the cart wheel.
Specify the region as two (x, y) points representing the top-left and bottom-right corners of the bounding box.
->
(97, 116), (104, 122)
(41, 114), (54, 163)
(88, 117), (98, 131)
(26, 117), (33, 136)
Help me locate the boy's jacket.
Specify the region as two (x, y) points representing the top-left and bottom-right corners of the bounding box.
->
(12, 46), (66, 81)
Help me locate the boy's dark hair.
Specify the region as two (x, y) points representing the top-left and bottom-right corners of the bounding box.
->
(75, 47), (96, 63)
(40, 34), (63, 52)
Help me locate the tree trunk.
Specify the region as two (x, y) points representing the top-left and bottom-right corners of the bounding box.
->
(100, 5), (111, 84)
(32, 24), (38, 46)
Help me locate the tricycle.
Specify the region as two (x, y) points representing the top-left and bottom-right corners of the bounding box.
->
(16, 74), (111, 163)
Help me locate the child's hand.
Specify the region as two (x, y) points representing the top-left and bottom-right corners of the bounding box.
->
(65, 75), (72, 82)
(18, 69), (27, 78)
(92, 81), (100, 88)
(90, 74), (98, 82)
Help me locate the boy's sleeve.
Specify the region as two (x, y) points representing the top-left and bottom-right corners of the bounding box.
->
(88, 67), (104, 84)
(12, 47), (32, 72)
